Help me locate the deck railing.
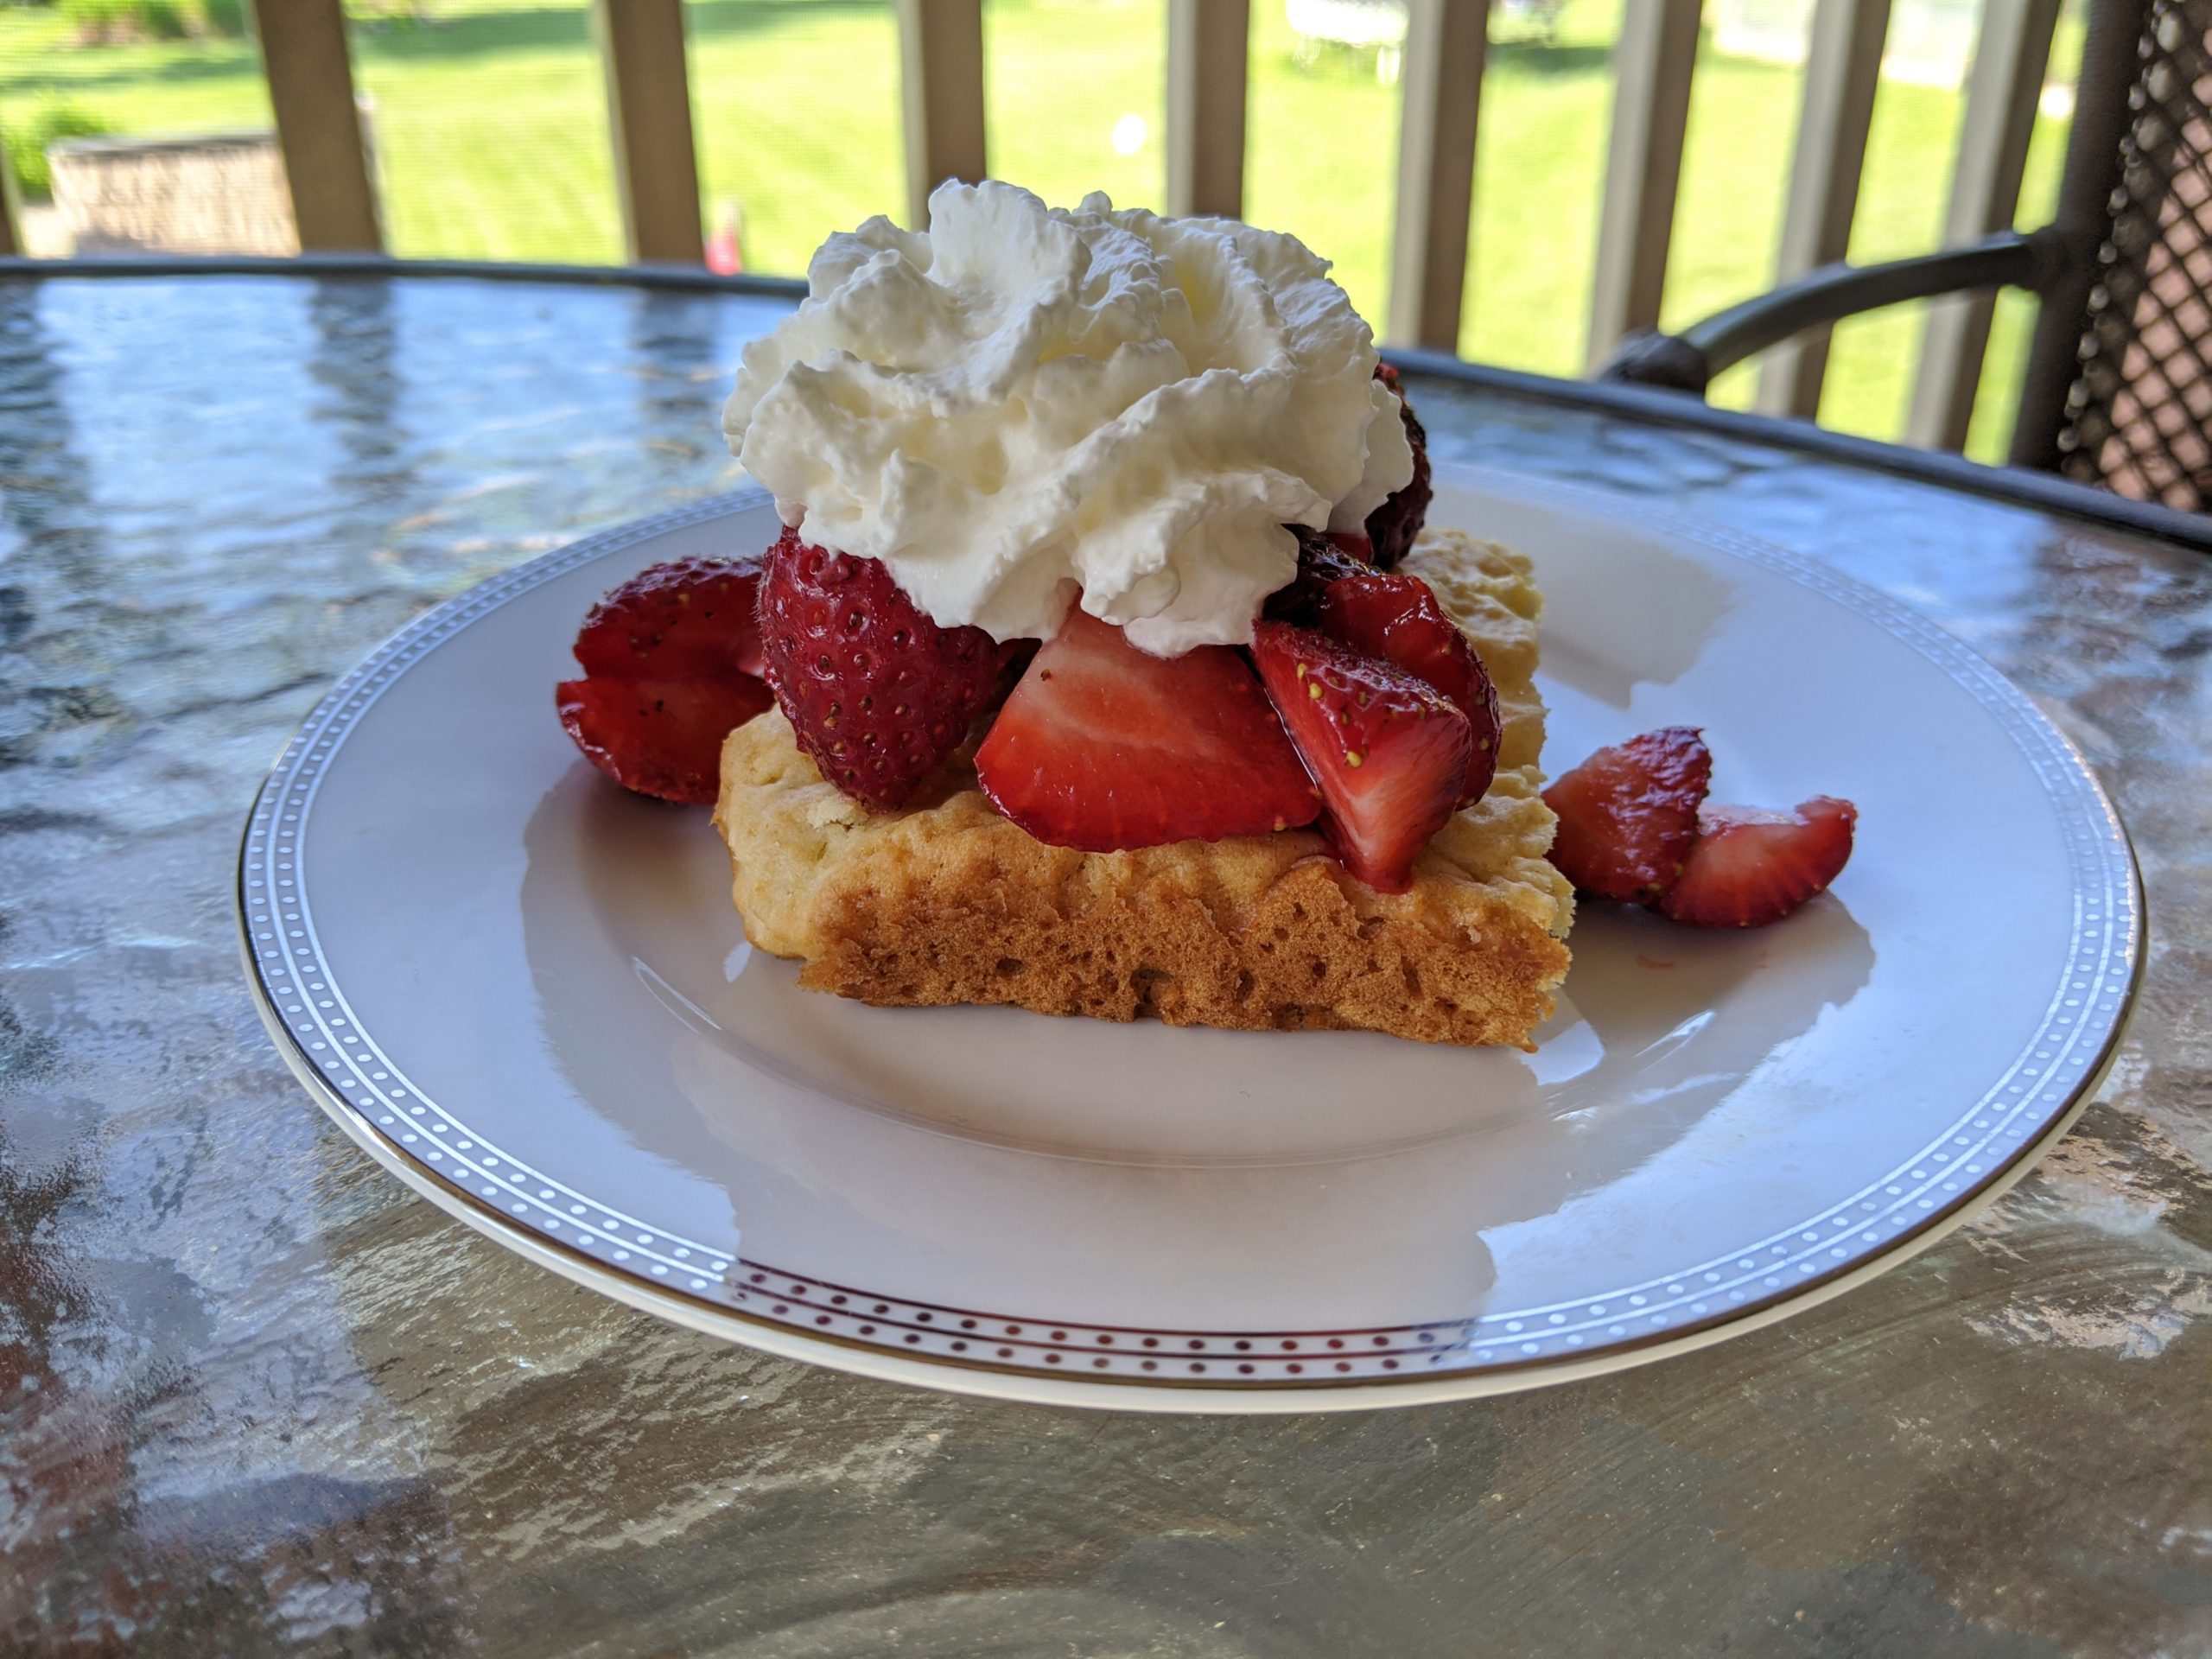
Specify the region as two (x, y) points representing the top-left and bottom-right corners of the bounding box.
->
(0, 0), (2073, 454)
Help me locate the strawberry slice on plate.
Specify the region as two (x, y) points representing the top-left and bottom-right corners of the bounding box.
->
(557, 674), (773, 806)
(1541, 726), (1713, 902)
(1661, 798), (1858, 928)
(976, 608), (1319, 851)
(1317, 572), (1503, 804)
(556, 555), (772, 805)
(571, 554), (766, 680)
(759, 525), (1001, 812)
(1251, 620), (1471, 893)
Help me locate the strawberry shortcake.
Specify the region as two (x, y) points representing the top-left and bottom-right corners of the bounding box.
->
(561, 182), (1580, 1047)
(714, 523), (1571, 1047)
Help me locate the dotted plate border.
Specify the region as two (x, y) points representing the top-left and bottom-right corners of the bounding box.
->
(238, 478), (2143, 1389)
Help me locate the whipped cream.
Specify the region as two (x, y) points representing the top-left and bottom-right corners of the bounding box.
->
(723, 181), (1414, 656)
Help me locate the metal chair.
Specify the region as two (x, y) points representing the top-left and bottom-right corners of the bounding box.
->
(1602, 0), (2212, 513)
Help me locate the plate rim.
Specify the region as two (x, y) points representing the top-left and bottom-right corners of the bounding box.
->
(238, 957), (2137, 1413)
(238, 466), (2146, 1408)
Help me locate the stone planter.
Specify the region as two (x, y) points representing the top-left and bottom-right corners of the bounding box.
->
(48, 104), (379, 257)
(49, 130), (298, 255)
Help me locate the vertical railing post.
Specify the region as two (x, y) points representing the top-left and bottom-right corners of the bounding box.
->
(1386, 0), (1491, 352)
(1758, 0), (1891, 418)
(1166, 0), (1249, 219)
(253, 0), (382, 252)
(1905, 0), (2063, 452)
(1586, 0), (1701, 370)
(595, 0), (705, 265)
(896, 0), (988, 229)
(0, 118), (22, 257)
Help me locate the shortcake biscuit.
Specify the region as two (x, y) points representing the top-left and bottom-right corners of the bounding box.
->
(713, 530), (1573, 1047)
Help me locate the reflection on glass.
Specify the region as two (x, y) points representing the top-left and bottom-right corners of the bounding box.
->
(307, 279), (412, 519)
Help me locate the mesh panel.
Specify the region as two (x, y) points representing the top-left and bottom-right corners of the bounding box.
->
(2057, 0), (2212, 510)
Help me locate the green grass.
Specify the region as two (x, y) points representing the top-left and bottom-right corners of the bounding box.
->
(0, 0), (2080, 461)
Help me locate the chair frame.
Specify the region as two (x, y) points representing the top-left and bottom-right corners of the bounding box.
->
(1602, 0), (2152, 474)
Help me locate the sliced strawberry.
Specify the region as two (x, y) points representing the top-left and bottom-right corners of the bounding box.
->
(757, 526), (1001, 812)
(1541, 727), (1713, 902)
(1365, 362), (1432, 569)
(976, 608), (1318, 851)
(1317, 573), (1502, 804)
(572, 555), (766, 681)
(1660, 797), (1857, 928)
(1251, 621), (1471, 893)
(1327, 530), (1376, 563)
(1263, 524), (1374, 626)
(556, 673), (773, 805)
(558, 556), (772, 804)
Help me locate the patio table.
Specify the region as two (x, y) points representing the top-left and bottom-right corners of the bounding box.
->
(3, 264), (2207, 1657)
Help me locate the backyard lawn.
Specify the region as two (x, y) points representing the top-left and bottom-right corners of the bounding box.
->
(0, 0), (2076, 461)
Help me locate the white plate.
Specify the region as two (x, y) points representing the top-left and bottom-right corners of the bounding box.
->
(239, 468), (2142, 1412)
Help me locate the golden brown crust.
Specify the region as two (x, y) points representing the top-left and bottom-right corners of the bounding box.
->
(712, 530), (1574, 1048)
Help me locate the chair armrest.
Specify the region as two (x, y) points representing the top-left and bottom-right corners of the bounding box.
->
(1599, 229), (2075, 396)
